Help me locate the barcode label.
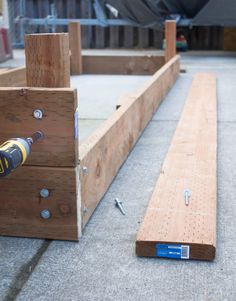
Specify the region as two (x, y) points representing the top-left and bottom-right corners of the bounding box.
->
(181, 245), (190, 259)
(156, 244), (190, 260)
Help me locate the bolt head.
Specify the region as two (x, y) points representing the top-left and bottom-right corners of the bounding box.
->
(83, 207), (88, 213)
(40, 209), (51, 219)
(33, 109), (43, 120)
(40, 188), (50, 198)
(82, 166), (88, 174)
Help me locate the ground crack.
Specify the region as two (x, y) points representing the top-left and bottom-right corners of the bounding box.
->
(3, 240), (51, 301)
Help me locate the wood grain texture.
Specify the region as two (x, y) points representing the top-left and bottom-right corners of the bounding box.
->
(25, 33), (70, 87)
(116, 93), (136, 110)
(69, 22), (83, 75)
(136, 73), (217, 261)
(224, 28), (236, 51)
(0, 68), (9, 74)
(0, 88), (78, 167)
(0, 165), (80, 240)
(80, 55), (180, 227)
(0, 66), (26, 87)
(165, 21), (176, 62)
(83, 55), (165, 75)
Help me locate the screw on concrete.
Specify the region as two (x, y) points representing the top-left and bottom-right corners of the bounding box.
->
(115, 198), (126, 215)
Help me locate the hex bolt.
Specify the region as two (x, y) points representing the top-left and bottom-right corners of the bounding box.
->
(40, 209), (51, 219)
(40, 188), (50, 198)
(19, 88), (27, 96)
(82, 166), (88, 174)
(83, 207), (88, 213)
(183, 189), (191, 206)
(115, 198), (126, 215)
(33, 109), (43, 120)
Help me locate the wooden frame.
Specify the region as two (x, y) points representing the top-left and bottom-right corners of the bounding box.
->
(0, 54), (165, 87)
(0, 22), (179, 240)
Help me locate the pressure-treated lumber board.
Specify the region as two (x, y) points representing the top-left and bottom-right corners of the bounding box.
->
(0, 55), (165, 85)
(82, 55), (165, 75)
(0, 88), (78, 167)
(165, 21), (176, 62)
(80, 55), (180, 227)
(0, 165), (81, 240)
(25, 33), (70, 88)
(69, 22), (83, 75)
(136, 73), (217, 261)
(0, 66), (26, 87)
(0, 68), (9, 74)
(224, 28), (236, 51)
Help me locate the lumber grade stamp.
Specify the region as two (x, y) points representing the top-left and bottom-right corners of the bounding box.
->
(80, 55), (180, 227)
(0, 87), (78, 167)
(136, 73), (217, 261)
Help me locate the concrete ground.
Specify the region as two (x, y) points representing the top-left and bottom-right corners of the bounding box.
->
(0, 51), (236, 301)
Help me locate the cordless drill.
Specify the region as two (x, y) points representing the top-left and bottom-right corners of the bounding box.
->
(0, 131), (43, 177)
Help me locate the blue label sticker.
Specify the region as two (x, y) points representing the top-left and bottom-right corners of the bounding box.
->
(156, 244), (189, 260)
(74, 108), (78, 139)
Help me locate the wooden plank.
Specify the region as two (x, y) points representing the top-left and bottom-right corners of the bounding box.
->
(83, 55), (165, 75)
(116, 93), (136, 110)
(0, 68), (9, 74)
(165, 21), (176, 62)
(25, 33), (70, 88)
(67, 0), (77, 19)
(123, 26), (135, 48)
(79, 55), (180, 227)
(80, 0), (93, 48)
(69, 22), (83, 75)
(0, 165), (80, 240)
(0, 54), (164, 86)
(0, 88), (78, 167)
(109, 13), (120, 48)
(38, 0), (50, 33)
(0, 66), (26, 87)
(136, 73), (217, 261)
(0, 31), (6, 63)
(153, 29), (163, 49)
(54, 0), (65, 32)
(95, 26), (106, 49)
(224, 28), (236, 51)
(138, 28), (150, 49)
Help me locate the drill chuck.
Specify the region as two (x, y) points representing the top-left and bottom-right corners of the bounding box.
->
(0, 131), (43, 177)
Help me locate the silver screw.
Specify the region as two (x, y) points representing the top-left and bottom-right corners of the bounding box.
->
(83, 207), (88, 213)
(82, 166), (88, 174)
(19, 88), (27, 96)
(33, 109), (43, 120)
(40, 188), (50, 198)
(40, 209), (51, 219)
(183, 189), (191, 206)
(115, 198), (126, 215)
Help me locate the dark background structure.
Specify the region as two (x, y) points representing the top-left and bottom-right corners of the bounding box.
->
(8, 0), (225, 50)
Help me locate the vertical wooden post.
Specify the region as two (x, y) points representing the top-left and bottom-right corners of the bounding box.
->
(69, 22), (83, 75)
(224, 28), (236, 51)
(25, 33), (70, 87)
(165, 20), (176, 62)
